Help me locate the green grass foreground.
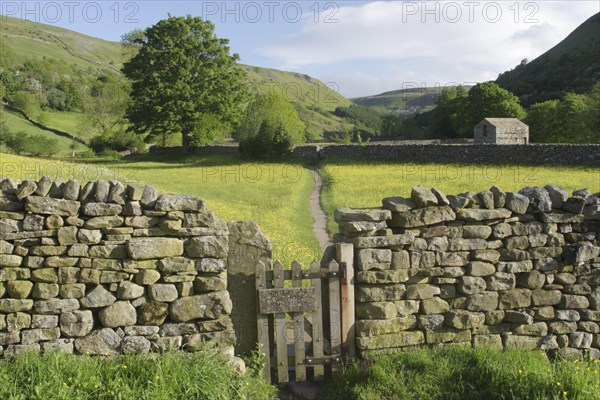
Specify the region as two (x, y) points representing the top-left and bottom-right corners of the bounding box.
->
(321, 347), (600, 400)
(0, 350), (275, 400)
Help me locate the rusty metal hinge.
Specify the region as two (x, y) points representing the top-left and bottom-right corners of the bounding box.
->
(301, 355), (343, 365)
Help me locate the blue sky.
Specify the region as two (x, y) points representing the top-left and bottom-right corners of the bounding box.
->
(3, 1), (598, 97)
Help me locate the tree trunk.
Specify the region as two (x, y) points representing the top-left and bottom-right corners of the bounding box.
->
(182, 130), (191, 150)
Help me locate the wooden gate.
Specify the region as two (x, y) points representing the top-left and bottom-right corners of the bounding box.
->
(255, 243), (354, 384)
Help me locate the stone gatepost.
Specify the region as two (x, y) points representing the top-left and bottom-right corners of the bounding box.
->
(227, 221), (272, 357)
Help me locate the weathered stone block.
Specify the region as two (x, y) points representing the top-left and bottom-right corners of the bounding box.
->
(25, 196), (80, 216)
(82, 202), (122, 216)
(79, 285), (116, 308)
(34, 298), (79, 314)
(473, 334), (503, 349)
(406, 284), (440, 300)
(356, 270), (409, 284)
(382, 197), (416, 212)
(445, 310), (485, 329)
(411, 186), (438, 208)
(185, 236), (228, 258)
(6, 280), (33, 298)
(560, 295), (589, 309)
(169, 291), (232, 322)
(356, 302), (397, 319)
(505, 192), (529, 214)
(149, 284), (179, 302)
(74, 328), (121, 355)
(194, 274), (227, 292)
(155, 194), (205, 212)
(0, 298), (34, 313)
(357, 249), (392, 271)
(21, 327), (60, 344)
(497, 261), (533, 273)
(458, 276), (486, 295)
(465, 292), (499, 312)
(127, 238), (184, 259)
(99, 301), (137, 327)
(6, 312), (31, 332)
(545, 185), (568, 209)
(457, 208), (511, 221)
(32, 283), (59, 299)
(60, 310), (93, 337)
(0, 254), (23, 269)
(421, 297), (449, 314)
(116, 281), (145, 300)
(356, 285), (405, 302)
(498, 289), (531, 309)
(570, 332), (593, 348)
(122, 336), (151, 354)
(137, 301), (169, 325)
(467, 261), (495, 276)
(426, 328), (471, 344)
(519, 187), (552, 213)
(389, 206), (455, 228)
(356, 316), (417, 337)
(516, 271), (545, 289)
(84, 216), (124, 229)
(357, 331), (424, 350)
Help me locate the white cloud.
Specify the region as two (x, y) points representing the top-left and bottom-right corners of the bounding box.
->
(257, 1), (599, 97)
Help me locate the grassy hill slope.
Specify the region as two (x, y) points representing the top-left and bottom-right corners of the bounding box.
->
(1, 16), (353, 141)
(495, 12), (600, 105)
(353, 86), (471, 117)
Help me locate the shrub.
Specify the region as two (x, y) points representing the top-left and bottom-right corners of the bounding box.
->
(238, 91), (304, 159)
(89, 132), (146, 153)
(0, 130), (60, 157)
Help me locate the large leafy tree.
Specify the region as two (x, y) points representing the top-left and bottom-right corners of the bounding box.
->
(428, 86), (468, 137)
(122, 16), (249, 147)
(460, 82), (526, 135)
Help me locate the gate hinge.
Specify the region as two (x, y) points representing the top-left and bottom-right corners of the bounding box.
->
(301, 355), (342, 365)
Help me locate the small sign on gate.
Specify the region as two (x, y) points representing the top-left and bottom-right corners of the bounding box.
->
(258, 287), (316, 314)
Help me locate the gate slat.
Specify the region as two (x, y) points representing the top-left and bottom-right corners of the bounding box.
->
(310, 260), (324, 381)
(328, 260), (342, 377)
(338, 243), (356, 359)
(273, 261), (289, 383)
(255, 261), (271, 382)
(291, 260), (306, 382)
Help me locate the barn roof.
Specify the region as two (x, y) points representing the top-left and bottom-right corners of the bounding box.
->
(478, 118), (528, 129)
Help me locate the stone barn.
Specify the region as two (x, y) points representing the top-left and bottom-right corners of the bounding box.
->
(474, 118), (529, 144)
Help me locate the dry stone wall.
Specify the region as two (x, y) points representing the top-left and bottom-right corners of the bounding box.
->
(0, 176), (234, 358)
(334, 185), (600, 358)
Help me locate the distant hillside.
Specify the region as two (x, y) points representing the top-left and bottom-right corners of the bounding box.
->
(353, 87), (442, 117)
(0, 16), (354, 140)
(496, 12), (600, 105)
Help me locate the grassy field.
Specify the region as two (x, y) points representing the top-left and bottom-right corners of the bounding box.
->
(0, 350), (275, 400)
(2, 110), (89, 156)
(42, 111), (97, 143)
(322, 347), (600, 400)
(319, 159), (600, 234)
